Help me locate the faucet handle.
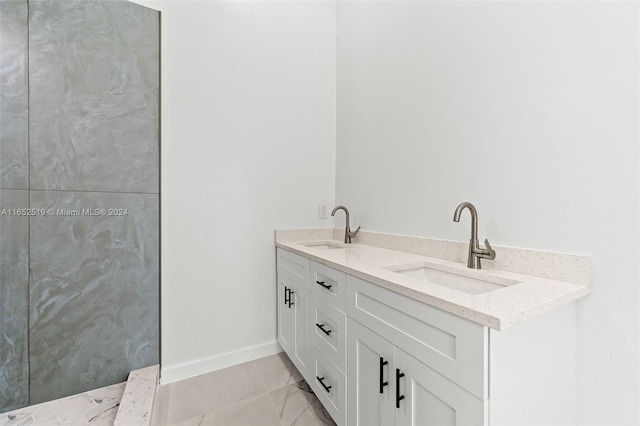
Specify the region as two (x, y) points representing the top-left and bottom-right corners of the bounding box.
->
(348, 226), (361, 238)
(481, 239), (496, 260)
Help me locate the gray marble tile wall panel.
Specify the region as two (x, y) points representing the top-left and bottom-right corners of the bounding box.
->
(29, 190), (159, 404)
(0, 189), (29, 412)
(29, 0), (159, 193)
(0, 0), (29, 189)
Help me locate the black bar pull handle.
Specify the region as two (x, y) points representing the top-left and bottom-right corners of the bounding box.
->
(317, 376), (332, 393)
(316, 280), (332, 290)
(379, 357), (389, 394)
(288, 291), (295, 308)
(395, 368), (405, 408)
(315, 323), (332, 336)
(284, 286), (289, 305)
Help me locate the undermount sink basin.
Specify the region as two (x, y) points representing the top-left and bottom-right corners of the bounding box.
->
(388, 263), (518, 295)
(300, 241), (347, 250)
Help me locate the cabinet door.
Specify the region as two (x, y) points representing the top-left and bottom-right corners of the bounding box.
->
(395, 348), (486, 426)
(290, 282), (309, 376)
(277, 273), (294, 355)
(347, 318), (395, 426)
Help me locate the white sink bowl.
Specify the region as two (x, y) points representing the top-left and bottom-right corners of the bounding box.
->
(388, 263), (518, 295)
(300, 241), (347, 250)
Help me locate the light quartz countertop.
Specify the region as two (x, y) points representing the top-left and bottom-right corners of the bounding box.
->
(276, 231), (590, 330)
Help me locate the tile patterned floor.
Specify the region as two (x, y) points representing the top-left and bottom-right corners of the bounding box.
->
(0, 382), (125, 425)
(153, 353), (336, 426)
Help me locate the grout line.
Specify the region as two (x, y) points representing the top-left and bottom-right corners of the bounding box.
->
(265, 391), (284, 426)
(252, 359), (285, 426)
(27, 188), (159, 196)
(0, 187), (30, 191)
(251, 361), (269, 395)
(250, 360), (284, 425)
(26, 0), (31, 408)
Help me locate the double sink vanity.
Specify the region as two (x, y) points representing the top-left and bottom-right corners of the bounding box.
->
(275, 214), (590, 426)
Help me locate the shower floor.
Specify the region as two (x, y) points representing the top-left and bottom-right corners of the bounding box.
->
(0, 382), (125, 425)
(0, 364), (158, 426)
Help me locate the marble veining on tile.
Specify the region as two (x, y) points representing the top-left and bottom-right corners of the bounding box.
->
(154, 353), (335, 426)
(29, 190), (159, 404)
(269, 380), (335, 426)
(0, 381), (125, 426)
(0, 0), (29, 190)
(0, 190), (29, 412)
(28, 0), (159, 193)
(114, 365), (158, 426)
(253, 351), (303, 392)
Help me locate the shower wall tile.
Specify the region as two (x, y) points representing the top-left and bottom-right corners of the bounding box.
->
(0, 189), (29, 412)
(28, 0), (159, 193)
(29, 190), (159, 404)
(0, 0), (29, 189)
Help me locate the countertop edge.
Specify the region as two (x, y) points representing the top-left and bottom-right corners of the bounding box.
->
(275, 240), (590, 331)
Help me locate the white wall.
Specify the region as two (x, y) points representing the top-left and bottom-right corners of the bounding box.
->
(336, 1), (639, 424)
(132, 0), (336, 383)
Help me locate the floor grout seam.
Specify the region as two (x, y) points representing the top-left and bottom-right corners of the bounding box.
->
(251, 361), (283, 426)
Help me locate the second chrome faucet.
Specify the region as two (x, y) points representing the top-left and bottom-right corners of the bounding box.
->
(331, 205), (361, 244)
(453, 202), (496, 269)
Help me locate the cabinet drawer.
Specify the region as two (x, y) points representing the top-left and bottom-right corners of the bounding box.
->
(277, 248), (310, 290)
(309, 342), (346, 426)
(310, 296), (347, 373)
(346, 275), (488, 399)
(310, 261), (346, 311)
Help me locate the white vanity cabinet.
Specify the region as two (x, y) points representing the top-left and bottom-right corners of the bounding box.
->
(276, 247), (578, 426)
(347, 276), (487, 426)
(276, 249), (311, 376)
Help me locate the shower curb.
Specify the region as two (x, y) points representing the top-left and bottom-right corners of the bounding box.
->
(114, 365), (159, 426)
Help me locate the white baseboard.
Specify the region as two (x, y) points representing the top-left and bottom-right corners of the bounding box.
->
(160, 340), (282, 385)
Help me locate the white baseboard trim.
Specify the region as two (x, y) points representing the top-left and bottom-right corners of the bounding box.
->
(160, 340), (282, 385)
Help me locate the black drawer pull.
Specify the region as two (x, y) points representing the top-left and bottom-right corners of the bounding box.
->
(316, 280), (332, 290)
(315, 323), (332, 336)
(396, 368), (405, 408)
(288, 291), (294, 308)
(317, 376), (332, 393)
(284, 286), (289, 305)
(379, 357), (388, 394)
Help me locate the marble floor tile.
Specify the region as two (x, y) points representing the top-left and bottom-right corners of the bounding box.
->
(155, 353), (336, 426)
(269, 381), (335, 426)
(83, 382), (126, 424)
(169, 416), (210, 426)
(160, 361), (267, 425)
(1, 382), (125, 426)
(253, 352), (303, 392)
(173, 393), (281, 426)
(0, 413), (34, 426)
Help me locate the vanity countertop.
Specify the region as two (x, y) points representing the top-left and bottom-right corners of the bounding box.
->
(276, 233), (590, 330)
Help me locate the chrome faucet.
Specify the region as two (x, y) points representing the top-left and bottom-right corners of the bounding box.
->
(331, 205), (361, 244)
(453, 202), (496, 269)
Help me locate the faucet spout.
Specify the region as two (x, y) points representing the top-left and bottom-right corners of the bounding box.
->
(453, 202), (495, 269)
(331, 205), (349, 229)
(331, 205), (360, 244)
(453, 201), (478, 242)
